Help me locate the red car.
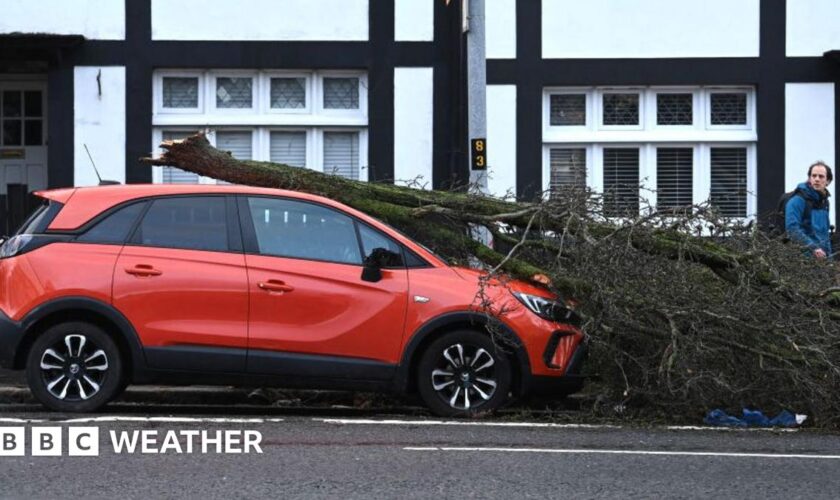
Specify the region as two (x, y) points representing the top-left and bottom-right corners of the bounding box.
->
(0, 185), (585, 416)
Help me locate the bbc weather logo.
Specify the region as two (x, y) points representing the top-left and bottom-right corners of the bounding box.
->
(1, 426), (263, 456)
(1, 427), (99, 456)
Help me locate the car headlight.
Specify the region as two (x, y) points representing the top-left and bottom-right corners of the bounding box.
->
(512, 292), (581, 326)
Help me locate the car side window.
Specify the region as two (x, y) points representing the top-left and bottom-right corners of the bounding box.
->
(247, 197), (362, 265)
(76, 202), (146, 244)
(358, 223), (403, 267)
(132, 197), (228, 252)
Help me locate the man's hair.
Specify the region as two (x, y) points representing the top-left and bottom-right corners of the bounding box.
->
(808, 161), (833, 183)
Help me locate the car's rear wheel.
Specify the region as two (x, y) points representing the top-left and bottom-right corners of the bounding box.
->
(26, 322), (124, 412)
(417, 330), (512, 417)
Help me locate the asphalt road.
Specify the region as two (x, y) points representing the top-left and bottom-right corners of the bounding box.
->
(0, 412), (839, 499)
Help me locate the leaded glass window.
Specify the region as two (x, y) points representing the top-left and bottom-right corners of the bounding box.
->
(271, 78), (306, 109)
(216, 77), (253, 109)
(162, 77), (199, 108)
(656, 94), (693, 126)
(323, 78), (359, 109)
(603, 94), (639, 126)
(550, 94), (586, 126)
(710, 93), (747, 125)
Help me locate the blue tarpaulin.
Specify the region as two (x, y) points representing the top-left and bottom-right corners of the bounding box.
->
(704, 408), (807, 428)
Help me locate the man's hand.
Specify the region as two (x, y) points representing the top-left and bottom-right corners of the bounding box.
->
(814, 248), (827, 259)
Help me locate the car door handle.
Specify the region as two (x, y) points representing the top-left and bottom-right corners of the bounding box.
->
(124, 265), (163, 277)
(258, 280), (294, 293)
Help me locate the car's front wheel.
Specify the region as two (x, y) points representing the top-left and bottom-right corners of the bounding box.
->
(26, 322), (124, 412)
(417, 330), (513, 417)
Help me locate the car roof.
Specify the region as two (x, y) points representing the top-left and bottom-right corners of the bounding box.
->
(36, 183), (447, 266)
(39, 184), (346, 229)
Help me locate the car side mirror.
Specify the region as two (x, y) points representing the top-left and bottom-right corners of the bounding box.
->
(361, 263), (382, 283)
(360, 247), (401, 283)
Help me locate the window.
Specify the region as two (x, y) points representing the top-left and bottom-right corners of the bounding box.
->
(162, 77), (199, 109)
(270, 78), (306, 109)
(2, 90), (44, 147)
(550, 94), (586, 126)
(656, 94), (693, 126)
(323, 132), (359, 180)
(656, 148), (693, 209)
(270, 131), (306, 167)
(323, 77), (359, 109)
(216, 131), (252, 160)
(153, 70), (368, 181)
(710, 92), (748, 126)
(358, 224), (404, 267)
(602, 93), (640, 126)
(549, 148), (586, 195)
(247, 197), (362, 264)
(710, 147), (748, 217)
(603, 148), (640, 217)
(215, 77), (253, 109)
(133, 197), (229, 252)
(543, 87), (756, 220)
(77, 202), (147, 244)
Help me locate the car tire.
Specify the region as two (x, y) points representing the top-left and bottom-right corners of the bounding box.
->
(26, 322), (124, 413)
(417, 330), (513, 417)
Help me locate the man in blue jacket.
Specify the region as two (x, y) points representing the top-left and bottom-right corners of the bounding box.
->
(785, 161), (833, 259)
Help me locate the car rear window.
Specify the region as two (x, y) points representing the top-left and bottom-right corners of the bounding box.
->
(76, 202), (147, 244)
(132, 196), (229, 252)
(13, 199), (62, 236)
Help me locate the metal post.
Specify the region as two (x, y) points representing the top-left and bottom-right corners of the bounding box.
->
(465, 0), (488, 194)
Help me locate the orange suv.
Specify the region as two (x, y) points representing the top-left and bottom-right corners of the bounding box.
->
(0, 185), (585, 416)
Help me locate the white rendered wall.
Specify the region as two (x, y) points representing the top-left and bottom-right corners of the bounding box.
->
(486, 0), (516, 59)
(486, 85), (517, 198)
(152, 0), (369, 41)
(542, 0), (760, 59)
(393, 68), (434, 188)
(74, 67), (126, 186)
(785, 83), (835, 223)
(787, 0), (840, 56)
(0, 0), (124, 40)
(395, 0), (434, 42)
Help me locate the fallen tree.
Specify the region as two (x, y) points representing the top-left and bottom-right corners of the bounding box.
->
(143, 133), (840, 427)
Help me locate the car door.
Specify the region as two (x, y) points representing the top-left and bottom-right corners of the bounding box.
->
(112, 195), (249, 372)
(241, 196), (408, 379)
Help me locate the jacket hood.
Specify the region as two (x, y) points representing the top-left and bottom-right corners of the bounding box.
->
(796, 182), (830, 203)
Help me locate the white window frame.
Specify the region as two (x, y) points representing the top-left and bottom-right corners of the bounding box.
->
(208, 70), (259, 115)
(542, 86), (757, 221)
(598, 88), (645, 131)
(154, 70), (204, 115)
(541, 144), (594, 195)
(648, 88), (699, 131)
(705, 142), (757, 219)
(317, 71), (369, 119)
(317, 127), (369, 182)
(649, 143), (701, 210)
(263, 127), (314, 169)
(262, 71), (313, 115)
(705, 88), (755, 131)
(543, 89), (591, 134)
(152, 69), (370, 182)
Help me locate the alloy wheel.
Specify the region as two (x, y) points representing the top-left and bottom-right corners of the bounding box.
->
(430, 343), (499, 410)
(39, 334), (110, 401)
